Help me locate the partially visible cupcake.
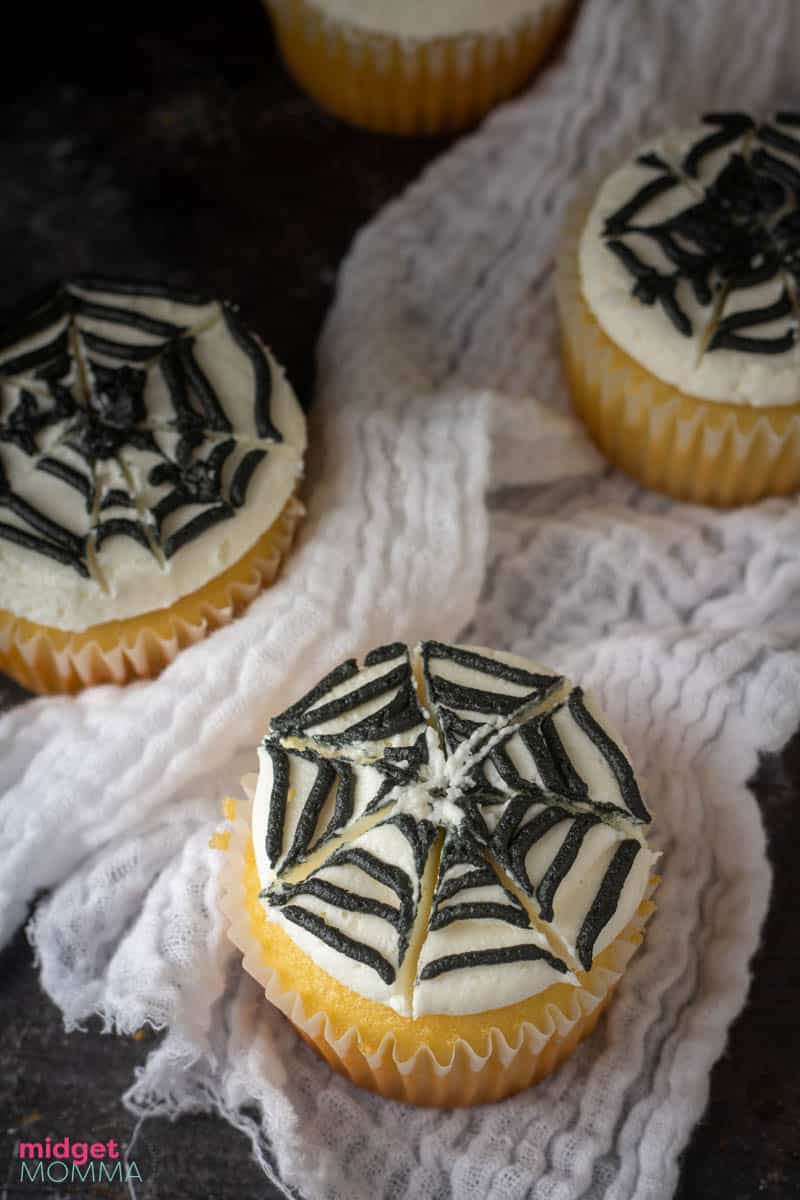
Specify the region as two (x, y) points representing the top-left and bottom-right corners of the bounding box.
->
(264, 0), (575, 134)
(557, 111), (800, 506)
(0, 278), (306, 693)
(220, 640), (659, 1107)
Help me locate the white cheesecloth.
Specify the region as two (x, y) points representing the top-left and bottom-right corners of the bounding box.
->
(2, 1), (800, 1197)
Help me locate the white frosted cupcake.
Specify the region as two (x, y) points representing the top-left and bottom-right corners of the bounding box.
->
(220, 641), (659, 1106)
(0, 278), (306, 692)
(264, 0), (575, 134)
(557, 110), (800, 505)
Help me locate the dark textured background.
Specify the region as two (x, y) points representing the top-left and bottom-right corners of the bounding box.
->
(1, 4), (799, 1197)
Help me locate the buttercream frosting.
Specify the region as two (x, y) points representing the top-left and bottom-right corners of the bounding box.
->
(579, 112), (800, 407)
(252, 642), (658, 1017)
(0, 279), (306, 630)
(299, 0), (554, 40)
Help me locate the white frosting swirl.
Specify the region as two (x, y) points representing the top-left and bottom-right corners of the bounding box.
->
(298, 0), (555, 39)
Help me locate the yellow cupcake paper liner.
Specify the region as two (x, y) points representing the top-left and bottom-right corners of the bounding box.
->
(0, 495), (304, 695)
(264, 0), (574, 135)
(555, 181), (800, 507)
(218, 798), (657, 1108)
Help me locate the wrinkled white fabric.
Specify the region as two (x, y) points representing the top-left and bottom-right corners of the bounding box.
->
(3, 1), (800, 1197)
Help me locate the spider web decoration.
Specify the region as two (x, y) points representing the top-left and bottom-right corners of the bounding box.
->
(255, 643), (656, 1016)
(0, 279), (289, 587)
(602, 111), (800, 355)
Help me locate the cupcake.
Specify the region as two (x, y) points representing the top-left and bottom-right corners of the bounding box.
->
(263, 0), (575, 135)
(220, 641), (658, 1106)
(0, 278), (306, 693)
(557, 111), (800, 506)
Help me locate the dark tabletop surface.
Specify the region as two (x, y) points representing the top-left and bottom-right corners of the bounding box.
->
(1, 4), (799, 1198)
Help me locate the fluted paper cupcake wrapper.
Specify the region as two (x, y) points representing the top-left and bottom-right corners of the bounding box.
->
(555, 177), (800, 507)
(0, 496), (304, 694)
(217, 797), (656, 1107)
(264, 0), (574, 135)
